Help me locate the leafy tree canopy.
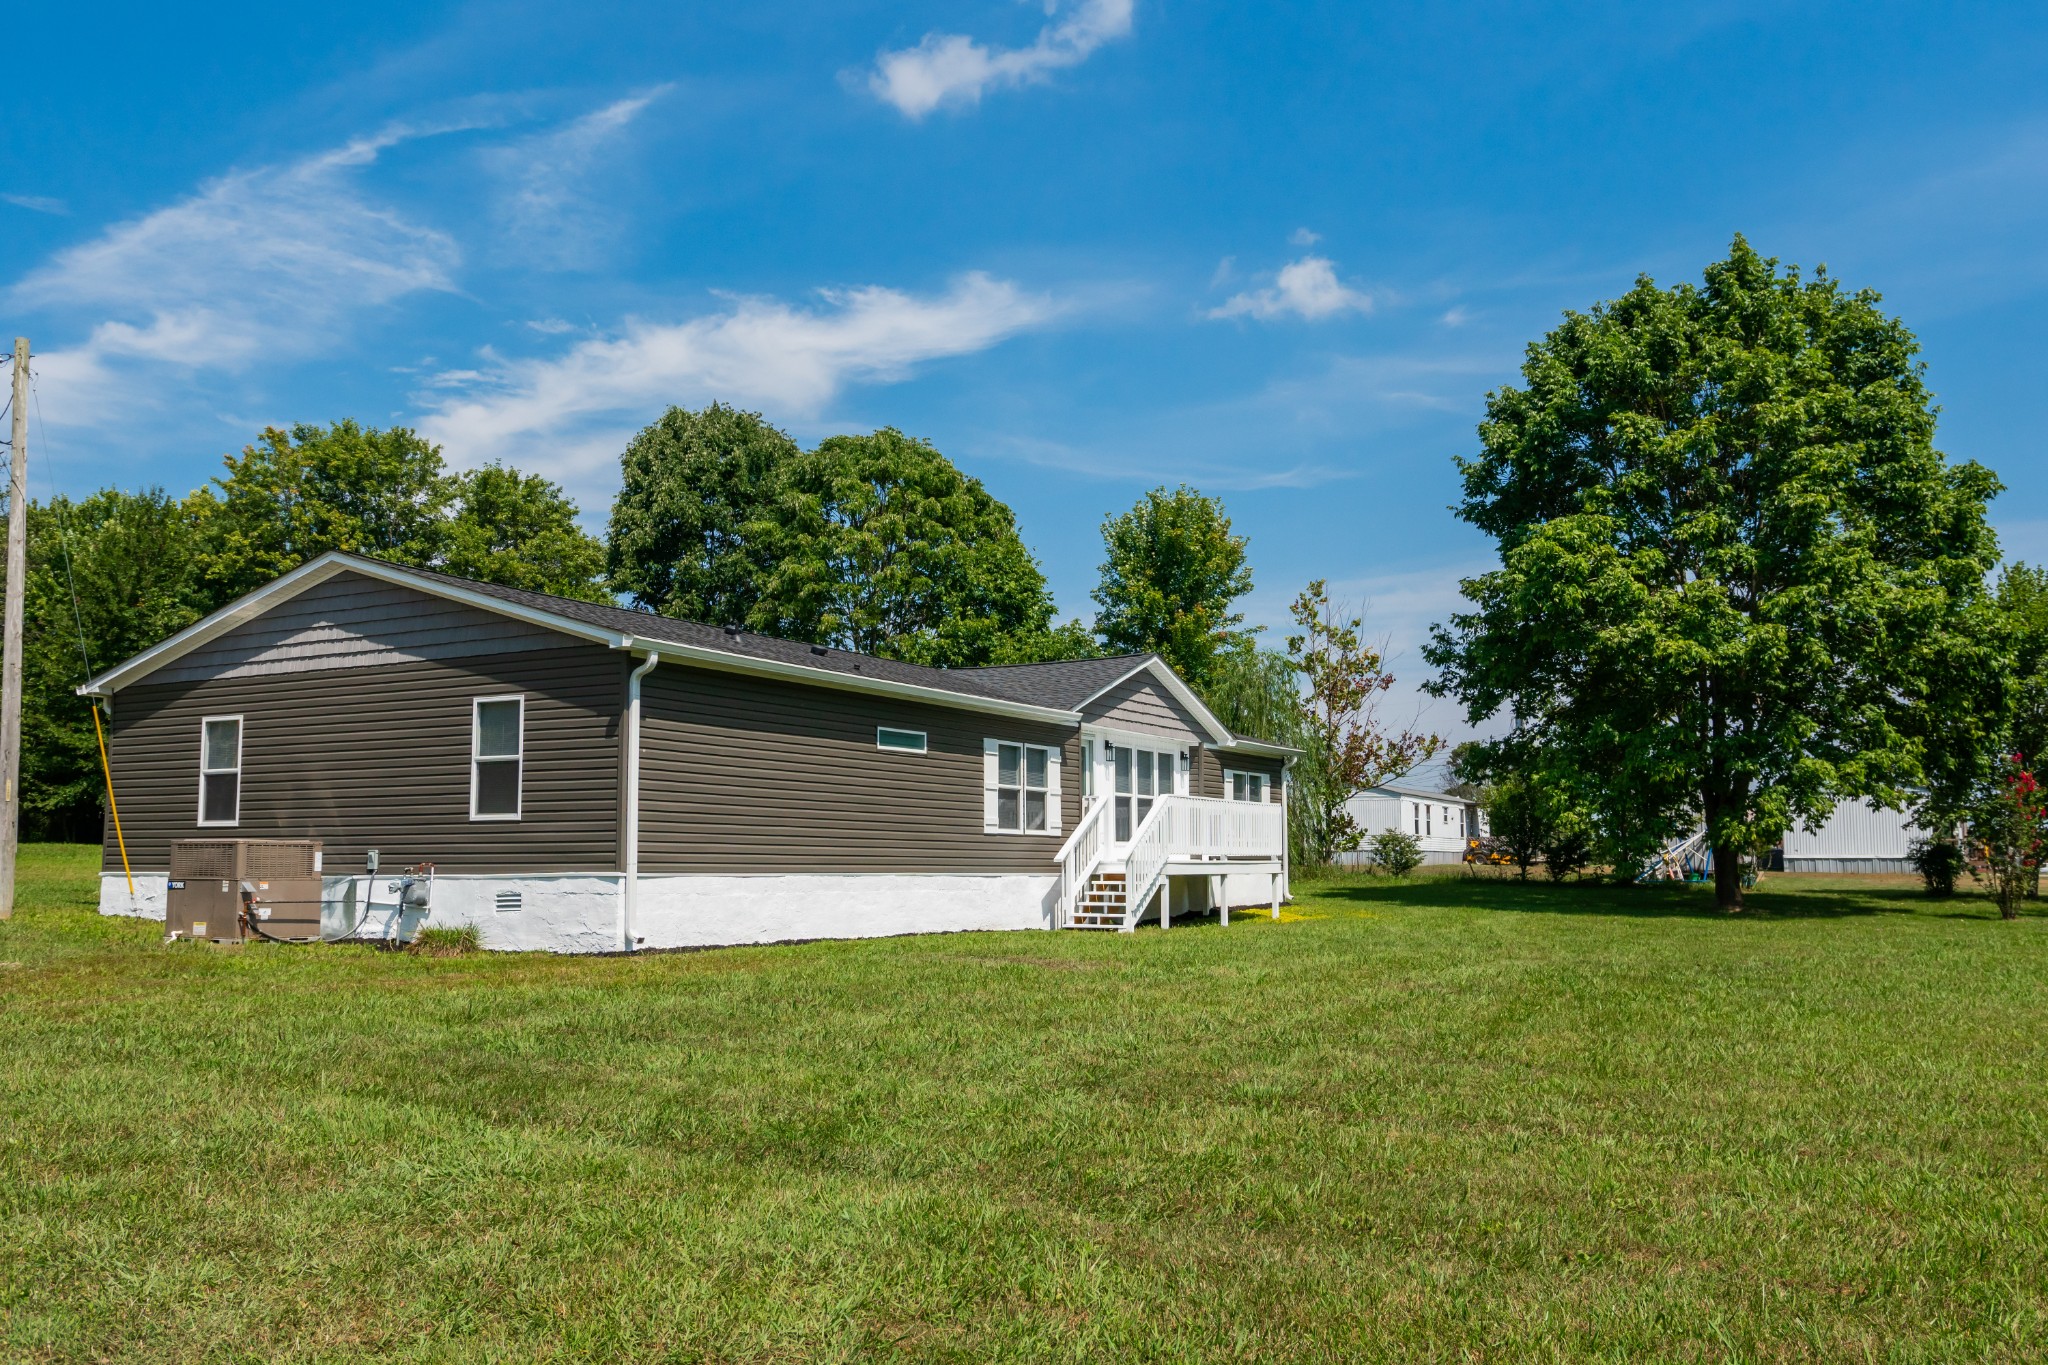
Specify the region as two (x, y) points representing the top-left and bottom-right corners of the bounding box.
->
(188, 421), (606, 606)
(1093, 485), (1252, 686)
(441, 464), (609, 602)
(7, 489), (208, 840)
(757, 429), (1061, 668)
(606, 403), (801, 623)
(1425, 236), (2003, 910)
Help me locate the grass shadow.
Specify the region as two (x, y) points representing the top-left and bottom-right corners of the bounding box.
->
(1293, 870), (2013, 922)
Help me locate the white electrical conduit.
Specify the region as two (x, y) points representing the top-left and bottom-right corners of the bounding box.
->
(621, 650), (662, 951)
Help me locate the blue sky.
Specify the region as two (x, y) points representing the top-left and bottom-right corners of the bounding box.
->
(6, 1), (2047, 740)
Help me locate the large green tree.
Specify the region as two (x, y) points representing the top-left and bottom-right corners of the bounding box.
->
(188, 421), (606, 606)
(1092, 485), (1253, 685)
(188, 421), (450, 604)
(754, 429), (1061, 667)
(606, 404), (801, 622)
(1426, 237), (2003, 910)
(440, 464), (609, 602)
(8, 490), (208, 840)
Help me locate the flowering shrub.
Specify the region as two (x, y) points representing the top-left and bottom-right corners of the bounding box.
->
(1967, 755), (2046, 920)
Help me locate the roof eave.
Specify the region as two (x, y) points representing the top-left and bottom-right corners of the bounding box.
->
(619, 638), (1079, 725)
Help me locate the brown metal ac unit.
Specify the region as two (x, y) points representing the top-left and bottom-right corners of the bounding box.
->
(168, 839), (324, 943)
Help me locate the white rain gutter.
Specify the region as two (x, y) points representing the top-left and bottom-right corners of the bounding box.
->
(621, 650), (662, 951)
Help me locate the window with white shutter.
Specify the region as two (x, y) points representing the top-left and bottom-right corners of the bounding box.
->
(984, 739), (1061, 835)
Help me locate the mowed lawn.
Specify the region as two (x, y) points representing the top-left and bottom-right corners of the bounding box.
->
(2, 847), (2044, 1363)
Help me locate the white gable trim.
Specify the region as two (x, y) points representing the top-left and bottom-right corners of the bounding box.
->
(1074, 657), (1236, 746)
(76, 552), (1081, 726)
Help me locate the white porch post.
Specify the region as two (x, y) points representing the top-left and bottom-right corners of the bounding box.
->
(1271, 871), (1281, 920)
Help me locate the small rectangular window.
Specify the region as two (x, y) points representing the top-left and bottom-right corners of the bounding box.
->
(197, 715), (242, 826)
(877, 726), (927, 753)
(472, 696), (524, 820)
(1225, 770), (1266, 803)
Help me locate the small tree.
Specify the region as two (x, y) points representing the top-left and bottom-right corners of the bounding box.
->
(1484, 774), (1554, 881)
(1967, 755), (2046, 920)
(1093, 485), (1253, 687)
(1286, 581), (1441, 868)
(1368, 829), (1424, 877)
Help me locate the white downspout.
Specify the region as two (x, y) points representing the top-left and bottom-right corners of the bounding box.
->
(621, 650), (662, 951)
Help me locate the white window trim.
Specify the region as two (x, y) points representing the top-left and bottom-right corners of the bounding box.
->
(876, 726), (928, 754)
(470, 694), (525, 822)
(982, 738), (1063, 836)
(1223, 767), (1269, 804)
(196, 713), (243, 827)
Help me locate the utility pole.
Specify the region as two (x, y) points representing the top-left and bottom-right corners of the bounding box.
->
(0, 337), (27, 919)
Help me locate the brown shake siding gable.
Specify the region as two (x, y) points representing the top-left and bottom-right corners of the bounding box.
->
(636, 662), (1081, 874)
(1082, 672), (1207, 744)
(104, 645), (626, 874)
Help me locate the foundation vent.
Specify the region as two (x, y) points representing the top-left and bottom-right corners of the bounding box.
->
(495, 891), (523, 912)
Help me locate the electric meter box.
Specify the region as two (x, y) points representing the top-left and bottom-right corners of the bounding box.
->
(167, 839), (324, 943)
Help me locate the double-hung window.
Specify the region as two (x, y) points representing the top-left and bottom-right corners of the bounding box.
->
(197, 715), (242, 826)
(1226, 769), (1268, 804)
(471, 696), (524, 820)
(984, 740), (1061, 835)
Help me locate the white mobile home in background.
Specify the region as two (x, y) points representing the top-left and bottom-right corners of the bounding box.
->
(1338, 782), (1486, 867)
(1781, 801), (1917, 873)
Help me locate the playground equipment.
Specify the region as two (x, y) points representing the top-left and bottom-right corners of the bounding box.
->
(1642, 830), (1758, 887)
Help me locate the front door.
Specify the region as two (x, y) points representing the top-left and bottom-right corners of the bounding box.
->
(1104, 740), (1183, 845)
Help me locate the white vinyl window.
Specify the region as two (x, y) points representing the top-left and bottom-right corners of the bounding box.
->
(471, 696), (524, 820)
(984, 739), (1062, 835)
(197, 715), (242, 826)
(877, 726), (928, 754)
(1110, 741), (1180, 841)
(1225, 769), (1268, 804)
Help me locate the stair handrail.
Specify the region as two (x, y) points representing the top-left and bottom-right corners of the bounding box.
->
(1052, 798), (1111, 929)
(1118, 795), (1181, 931)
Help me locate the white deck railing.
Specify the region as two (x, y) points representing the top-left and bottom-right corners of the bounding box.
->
(1055, 795), (1286, 930)
(1051, 798), (1111, 930)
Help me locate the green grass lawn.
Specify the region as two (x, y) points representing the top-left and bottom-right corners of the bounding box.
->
(3, 845), (2044, 1362)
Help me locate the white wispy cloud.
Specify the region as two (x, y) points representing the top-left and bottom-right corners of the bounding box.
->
(12, 124), (465, 419)
(1288, 226), (1321, 247)
(417, 272), (1062, 482)
(2, 193), (68, 215)
(1210, 255), (1372, 322)
(867, 0), (1134, 119)
(488, 89), (667, 270)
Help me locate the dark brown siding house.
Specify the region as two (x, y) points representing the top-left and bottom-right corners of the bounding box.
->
(80, 553), (1294, 953)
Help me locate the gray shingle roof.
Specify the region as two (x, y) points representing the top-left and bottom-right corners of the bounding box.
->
(377, 557), (1160, 713)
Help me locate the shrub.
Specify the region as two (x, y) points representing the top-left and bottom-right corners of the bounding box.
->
(409, 925), (481, 957)
(1908, 836), (1964, 898)
(1966, 755), (2047, 920)
(1542, 815), (1595, 882)
(1368, 829), (1425, 877)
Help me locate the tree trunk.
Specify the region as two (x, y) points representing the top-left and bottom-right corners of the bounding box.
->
(1712, 839), (1744, 912)
(1703, 780), (1746, 913)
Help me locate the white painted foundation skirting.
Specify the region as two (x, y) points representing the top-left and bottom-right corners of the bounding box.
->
(104, 869), (1060, 953)
(99, 873), (168, 919)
